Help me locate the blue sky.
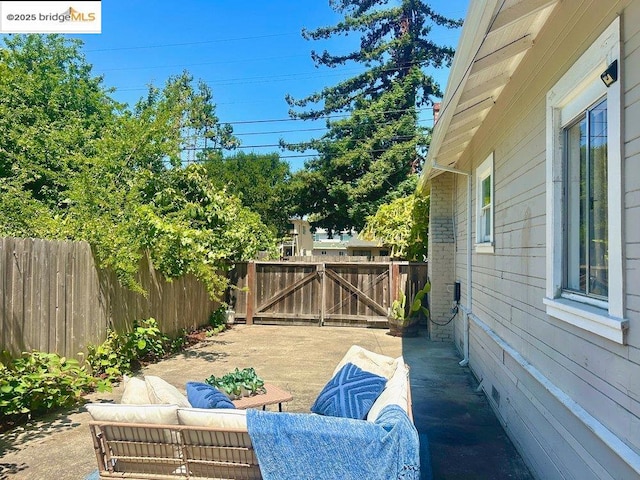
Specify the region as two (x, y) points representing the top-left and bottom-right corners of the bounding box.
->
(73, 0), (468, 171)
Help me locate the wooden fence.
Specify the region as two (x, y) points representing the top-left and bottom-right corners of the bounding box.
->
(0, 239), (429, 358)
(228, 260), (428, 328)
(288, 256), (392, 262)
(0, 238), (217, 359)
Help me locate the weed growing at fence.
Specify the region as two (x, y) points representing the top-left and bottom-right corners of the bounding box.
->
(0, 351), (106, 427)
(87, 317), (183, 382)
(208, 306), (227, 335)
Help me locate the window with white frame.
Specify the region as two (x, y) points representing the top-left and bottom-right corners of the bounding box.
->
(475, 153), (494, 252)
(564, 98), (608, 298)
(544, 17), (627, 344)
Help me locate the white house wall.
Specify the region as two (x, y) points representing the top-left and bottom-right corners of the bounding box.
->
(447, 1), (640, 478)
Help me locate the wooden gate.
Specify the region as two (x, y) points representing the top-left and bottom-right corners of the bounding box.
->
(228, 261), (428, 328)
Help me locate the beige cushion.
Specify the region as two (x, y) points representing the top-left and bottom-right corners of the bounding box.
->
(86, 403), (179, 424)
(87, 403), (180, 449)
(121, 376), (152, 404)
(333, 345), (398, 380)
(366, 360), (409, 422)
(177, 408), (248, 430)
(145, 375), (190, 407)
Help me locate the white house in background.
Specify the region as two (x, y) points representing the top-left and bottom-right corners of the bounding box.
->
(280, 221), (388, 259)
(279, 218), (313, 258)
(312, 229), (388, 258)
(345, 237), (389, 258)
(312, 229), (350, 257)
(420, 1), (639, 479)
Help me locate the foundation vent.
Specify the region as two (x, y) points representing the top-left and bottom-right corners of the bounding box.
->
(491, 385), (500, 406)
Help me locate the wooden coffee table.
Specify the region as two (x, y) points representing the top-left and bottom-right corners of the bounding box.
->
(232, 383), (293, 411)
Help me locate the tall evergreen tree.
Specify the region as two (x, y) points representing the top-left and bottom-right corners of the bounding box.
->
(285, 1), (460, 232)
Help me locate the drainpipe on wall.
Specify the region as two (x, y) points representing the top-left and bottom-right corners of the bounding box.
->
(430, 164), (472, 367)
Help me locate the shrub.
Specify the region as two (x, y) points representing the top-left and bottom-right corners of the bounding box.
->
(86, 317), (182, 382)
(86, 329), (135, 381)
(208, 306), (227, 335)
(0, 351), (105, 421)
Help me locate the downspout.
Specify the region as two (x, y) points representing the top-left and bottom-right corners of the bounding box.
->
(430, 164), (472, 367)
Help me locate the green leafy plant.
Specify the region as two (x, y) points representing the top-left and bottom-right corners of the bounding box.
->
(130, 318), (168, 362)
(362, 193), (430, 260)
(86, 317), (178, 382)
(170, 329), (188, 352)
(389, 281), (431, 325)
(0, 351), (107, 421)
(205, 367), (265, 399)
(207, 306), (227, 335)
(86, 329), (135, 381)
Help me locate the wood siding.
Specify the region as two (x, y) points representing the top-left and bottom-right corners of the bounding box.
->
(440, 1), (640, 478)
(0, 238), (217, 359)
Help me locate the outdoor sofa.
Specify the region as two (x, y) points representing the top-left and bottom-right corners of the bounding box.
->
(87, 345), (418, 479)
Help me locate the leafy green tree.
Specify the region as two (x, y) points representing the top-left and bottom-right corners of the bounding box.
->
(66, 75), (277, 297)
(0, 36), (276, 300)
(361, 191), (429, 260)
(202, 152), (292, 235)
(286, 1), (460, 232)
(135, 72), (238, 167)
(0, 34), (119, 211)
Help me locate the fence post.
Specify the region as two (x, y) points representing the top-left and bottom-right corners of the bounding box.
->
(318, 263), (325, 327)
(390, 262), (400, 304)
(246, 261), (256, 325)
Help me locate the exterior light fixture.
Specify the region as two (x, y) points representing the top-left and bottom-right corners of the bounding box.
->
(601, 60), (618, 87)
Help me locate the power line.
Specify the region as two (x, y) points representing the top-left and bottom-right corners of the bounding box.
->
(104, 57), (442, 75)
(180, 152), (318, 163)
(180, 141), (420, 164)
(233, 117), (434, 137)
(184, 132), (424, 151)
(84, 31), (462, 55)
(222, 106), (435, 126)
(84, 32), (300, 53)
(113, 69), (358, 92)
(234, 127), (328, 136)
(100, 54), (309, 73)
(106, 59), (452, 92)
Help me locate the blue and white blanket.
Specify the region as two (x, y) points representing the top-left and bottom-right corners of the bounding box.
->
(247, 404), (420, 480)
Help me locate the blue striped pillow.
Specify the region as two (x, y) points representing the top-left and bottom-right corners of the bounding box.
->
(311, 362), (386, 419)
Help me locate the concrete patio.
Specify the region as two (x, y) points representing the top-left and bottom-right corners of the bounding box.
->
(0, 325), (533, 479)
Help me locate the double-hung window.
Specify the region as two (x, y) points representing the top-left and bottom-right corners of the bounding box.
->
(544, 17), (627, 344)
(475, 153), (494, 253)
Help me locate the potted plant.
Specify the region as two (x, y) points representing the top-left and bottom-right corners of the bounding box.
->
(388, 281), (431, 337)
(240, 367), (265, 396)
(205, 367), (266, 399)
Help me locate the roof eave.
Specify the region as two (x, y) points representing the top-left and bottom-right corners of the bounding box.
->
(419, 0), (500, 193)
(419, 0), (560, 193)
